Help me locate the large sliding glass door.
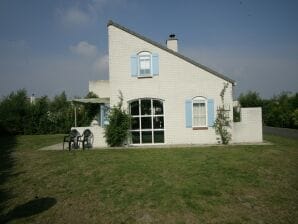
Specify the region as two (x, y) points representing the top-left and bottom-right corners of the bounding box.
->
(130, 98), (164, 144)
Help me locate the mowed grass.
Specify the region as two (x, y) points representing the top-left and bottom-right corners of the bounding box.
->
(0, 134), (297, 223)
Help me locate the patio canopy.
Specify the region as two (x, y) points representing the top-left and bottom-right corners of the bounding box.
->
(70, 98), (110, 127)
(71, 98), (110, 104)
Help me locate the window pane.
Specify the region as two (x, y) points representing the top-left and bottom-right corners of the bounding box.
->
(199, 103), (206, 126)
(131, 132), (140, 144)
(129, 98), (164, 145)
(140, 69), (151, 75)
(153, 100), (163, 115)
(200, 117), (206, 126)
(131, 117), (140, 130)
(139, 55), (151, 75)
(193, 102), (199, 126)
(140, 58), (150, 69)
(142, 131), (152, 143)
(130, 100), (139, 115)
(153, 117), (164, 129)
(141, 117), (152, 129)
(154, 131), (164, 143)
(193, 102), (206, 126)
(141, 99), (151, 115)
(199, 103), (205, 113)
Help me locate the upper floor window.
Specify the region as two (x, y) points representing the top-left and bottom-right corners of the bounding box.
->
(139, 52), (151, 76)
(130, 52), (159, 77)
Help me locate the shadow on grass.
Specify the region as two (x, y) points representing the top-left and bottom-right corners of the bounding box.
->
(0, 134), (58, 223)
(0, 134), (17, 216)
(0, 197), (57, 223)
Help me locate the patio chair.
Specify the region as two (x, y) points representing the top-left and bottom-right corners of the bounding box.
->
(78, 129), (94, 149)
(63, 129), (80, 150)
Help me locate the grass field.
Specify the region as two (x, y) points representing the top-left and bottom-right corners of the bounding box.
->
(0, 134), (297, 223)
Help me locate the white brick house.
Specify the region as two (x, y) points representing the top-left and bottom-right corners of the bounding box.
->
(74, 20), (263, 147)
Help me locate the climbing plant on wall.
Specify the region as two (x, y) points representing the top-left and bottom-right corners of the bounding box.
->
(214, 82), (232, 144)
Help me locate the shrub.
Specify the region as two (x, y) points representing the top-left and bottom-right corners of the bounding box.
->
(104, 92), (131, 147)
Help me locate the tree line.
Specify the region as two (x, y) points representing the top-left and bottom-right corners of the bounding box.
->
(0, 89), (297, 135)
(239, 91), (298, 129)
(0, 89), (99, 135)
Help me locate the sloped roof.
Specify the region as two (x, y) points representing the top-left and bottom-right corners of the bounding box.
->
(107, 20), (236, 85)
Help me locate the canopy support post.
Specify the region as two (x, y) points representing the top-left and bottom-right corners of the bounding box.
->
(74, 106), (77, 127)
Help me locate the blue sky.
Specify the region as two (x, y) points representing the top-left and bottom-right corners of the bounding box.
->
(0, 0), (297, 99)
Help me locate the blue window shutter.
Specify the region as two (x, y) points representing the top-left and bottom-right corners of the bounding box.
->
(208, 99), (215, 127)
(100, 105), (109, 126)
(104, 106), (109, 125)
(130, 54), (138, 77)
(152, 53), (159, 76)
(185, 99), (192, 128)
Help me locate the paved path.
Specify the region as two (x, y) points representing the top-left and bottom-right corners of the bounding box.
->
(39, 141), (271, 151)
(263, 126), (298, 139)
(39, 143), (64, 150)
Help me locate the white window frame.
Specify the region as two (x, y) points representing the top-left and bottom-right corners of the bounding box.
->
(192, 96), (208, 128)
(129, 98), (165, 145)
(138, 51), (152, 77)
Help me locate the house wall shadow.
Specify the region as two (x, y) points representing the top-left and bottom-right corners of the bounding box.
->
(0, 135), (57, 223)
(0, 197), (57, 223)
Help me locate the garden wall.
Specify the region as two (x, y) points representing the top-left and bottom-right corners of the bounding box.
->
(232, 107), (263, 143)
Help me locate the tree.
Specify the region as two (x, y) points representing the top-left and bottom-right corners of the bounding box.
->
(292, 109), (298, 127)
(214, 83), (232, 144)
(0, 89), (29, 134)
(239, 91), (263, 108)
(263, 92), (298, 128)
(24, 96), (50, 134)
(104, 92), (131, 147)
(49, 92), (73, 133)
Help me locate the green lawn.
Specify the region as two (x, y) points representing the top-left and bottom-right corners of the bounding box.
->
(0, 134), (297, 223)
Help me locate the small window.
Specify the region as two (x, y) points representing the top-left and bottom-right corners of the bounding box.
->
(192, 97), (207, 127)
(138, 52), (151, 76)
(131, 52), (159, 77)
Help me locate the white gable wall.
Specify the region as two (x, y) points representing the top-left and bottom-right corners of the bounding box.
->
(108, 25), (234, 145)
(89, 80), (110, 98)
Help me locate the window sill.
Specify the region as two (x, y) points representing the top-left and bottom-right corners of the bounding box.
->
(137, 75), (153, 79)
(192, 127), (208, 130)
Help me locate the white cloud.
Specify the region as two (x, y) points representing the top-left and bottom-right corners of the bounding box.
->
(56, 0), (126, 28)
(56, 7), (92, 27)
(70, 41), (98, 58)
